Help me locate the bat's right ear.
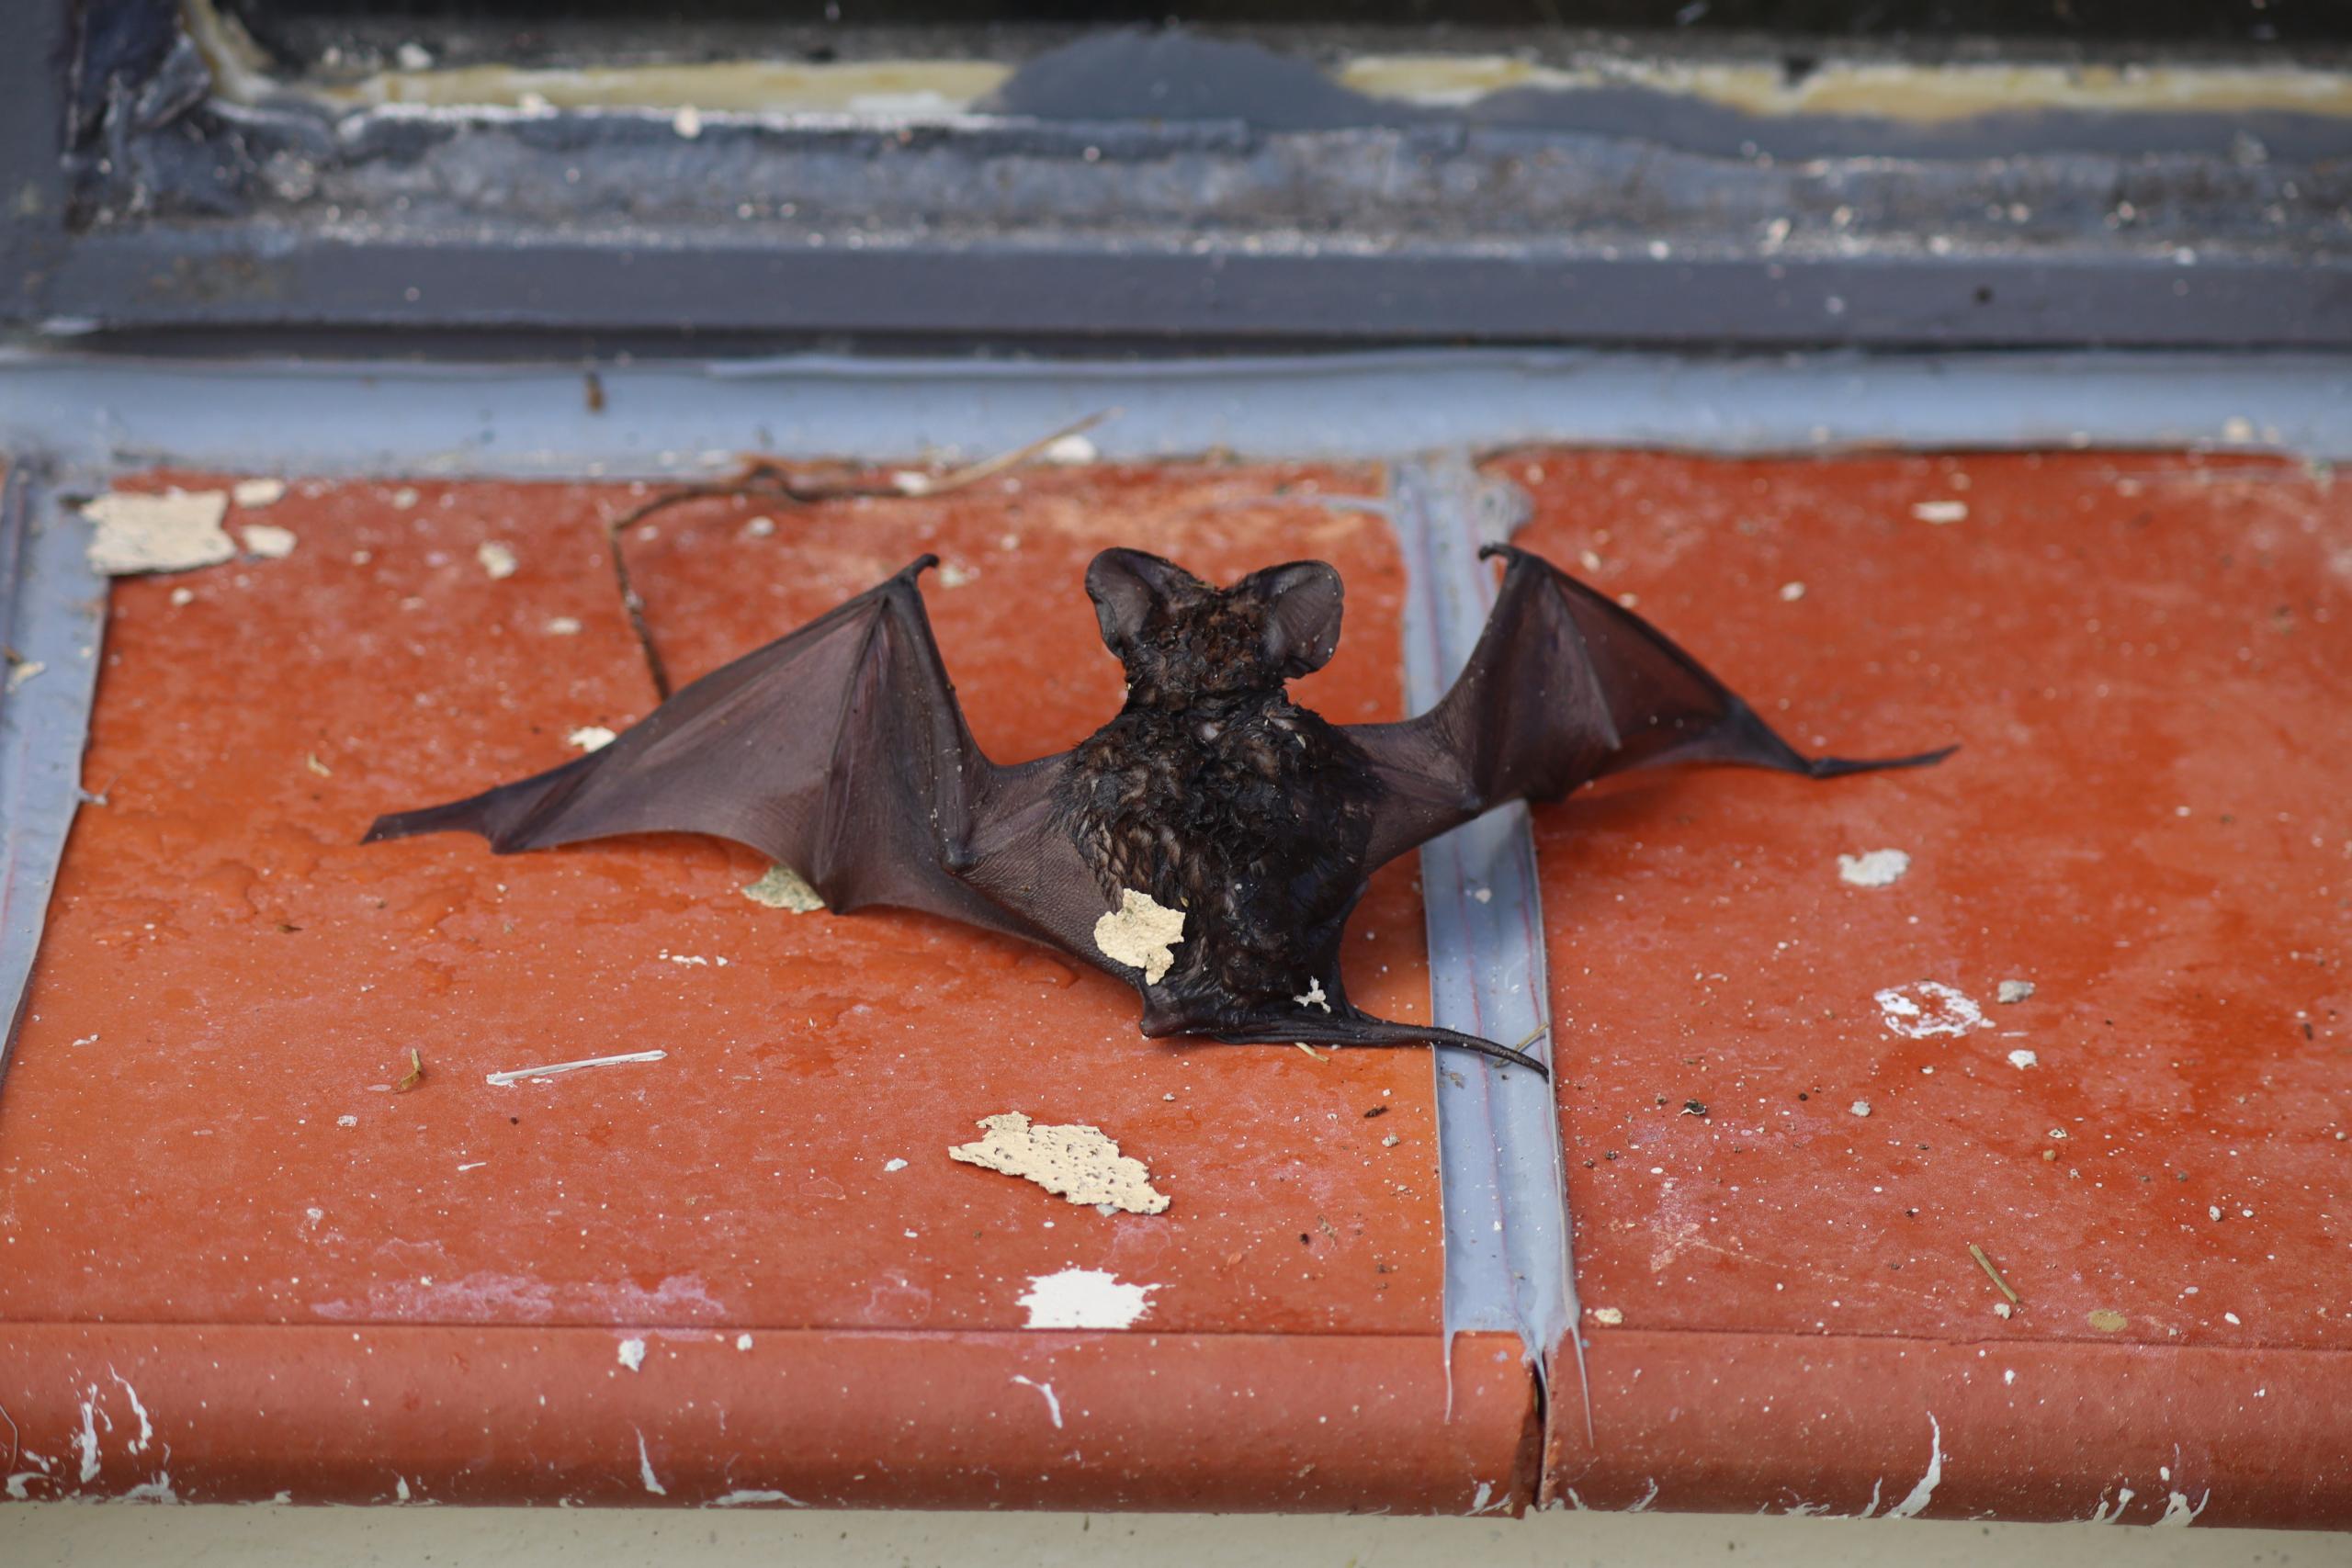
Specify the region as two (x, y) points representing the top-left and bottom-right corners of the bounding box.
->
(1085, 548), (1196, 654)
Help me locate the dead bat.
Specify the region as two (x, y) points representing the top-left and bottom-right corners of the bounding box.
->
(367, 546), (1951, 1074)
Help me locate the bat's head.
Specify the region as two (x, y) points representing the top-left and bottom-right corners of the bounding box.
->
(1085, 547), (1344, 707)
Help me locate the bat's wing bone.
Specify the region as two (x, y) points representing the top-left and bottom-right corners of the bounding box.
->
(365, 556), (1047, 944)
(1350, 543), (1954, 870)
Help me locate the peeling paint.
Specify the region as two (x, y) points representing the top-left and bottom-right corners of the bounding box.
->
(1997, 979), (2036, 1004)
(1093, 887), (1184, 984)
(616, 1337), (646, 1372)
(1885, 1414), (1943, 1519)
(83, 491), (235, 576)
(239, 524), (298, 558)
(478, 541), (519, 579)
(708, 1488), (807, 1507)
(950, 1111), (1170, 1215)
(74, 1391), (102, 1483)
(119, 1472), (178, 1504)
(1016, 1267), (1157, 1330)
(107, 1371), (153, 1455)
(741, 863), (825, 912)
(634, 1429), (665, 1495)
(1625, 1478), (1658, 1514)
(232, 478), (287, 508)
(566, 725), (617, 751)
(2089, 1484), (2138, 1523)
(2158, 1489), (2211, 1526)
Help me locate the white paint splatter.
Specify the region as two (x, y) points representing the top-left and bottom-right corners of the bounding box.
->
(1011, 1375), (1064, 1428)
(544, 616), (582, 636)
(1884, 1414), (1943, 1518)
(1094, 888), (1184, 984)
(1850, 1100), (1872, 1117)
(2089, 1484), (2137, 1523)
(119, 1473), (178, 1504)
(1912, 500), (1970, 525)
(1838, 849), (1911, 887)
(617, 1337), (646, 1372)
(1779, 581), (1806, 602)
(6, 1474), (36, 1500)
(1017, 1268), (1156, 1330)
(2007, 1049), (2040, 1068)
(1043, 434), (1098, 465)
(635, 1429), (666, 1495)
(477, 541), (519, 580)
(107, 1371), (153, 1455)
(709, 1489), (806, 1507)
(395, 1476), (413, 1501)
(484, 1049), (666, 1086)
(566, 726), (617, 751)
(1467, 1480), (1510, 1516)
(232, 478), (287, 508)
(1294, 977), (1331, 1013)
(75, 1391), (102, 1482)
(1625, 1478), (1659, 1514)
(883, 1157), (908, 1172)
(735, 1334), (753, 1351)
(1875, 981), (1990, 1039)
(1997, 979), (2036, 1004)
(2158, 1490), (2210, 1527)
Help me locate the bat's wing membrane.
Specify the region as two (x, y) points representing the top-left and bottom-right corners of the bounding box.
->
(365, 556), (1047, 942)
(1352, 545), (1952, 869)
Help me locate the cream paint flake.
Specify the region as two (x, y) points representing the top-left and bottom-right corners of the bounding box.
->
(1016, 1268), (1157, 1330)
(741, 863), (825, 912)
(949, 1111), (1170, 1215)
(1094, 887), (1184, 984)
(82, 490), (236, 576)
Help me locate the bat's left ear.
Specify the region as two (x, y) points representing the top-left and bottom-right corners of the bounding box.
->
(1253, 560), (1345, 677)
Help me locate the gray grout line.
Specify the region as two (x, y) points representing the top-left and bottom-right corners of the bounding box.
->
(0, 468), (107, 1088)
(1390, 455), (1579, 1416)
(3, 348), (2352, 479)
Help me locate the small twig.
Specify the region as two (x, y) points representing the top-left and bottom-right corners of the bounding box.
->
(601, 411), (1112, 701)
(1968, 1242), (2021, 1305)
(484, 1049), (667, 1087)
(1510, 1021), (1552, 1057)
(1295, 1043), (1328, 1063)
(393, 1048), (424, 1093)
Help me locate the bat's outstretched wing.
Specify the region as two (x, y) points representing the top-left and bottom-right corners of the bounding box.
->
(365, 555), (1051, 944)
(1352, 544), (1953, 869)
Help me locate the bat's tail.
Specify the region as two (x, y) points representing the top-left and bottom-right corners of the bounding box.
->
(1209, 1012), (1550, 1076)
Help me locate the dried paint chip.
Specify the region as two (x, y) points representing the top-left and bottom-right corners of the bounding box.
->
(741, 863), (825, 912)
(1849, 1100), (1872, 1117)
(1094, 887), (1184, 984)
(83, 490), (236, 576)
(240, 524), (299, 559)
(1591, 1306), (1624, 1325)
(1016, 1268), (1156, 1330)
(1997, 979), (2036, 1004)
(232, 478), (288, 508)
(1779, 581), (1806, 602)
(617, 1337), (647, 1371)
(1838, 849), (1911, 888)
(1994, 1302), (2014, 1319)
(4, 655), (41, 694)
(1911, 500), (1970, 525)
(935, 561), (978, 588)
(2007, 1049), (2039, 1069)
(477, 541), (519, 579)
(949, 1111), (1170, 1215)
(544, 615), (583, 636)
(1043, 433), (1098, 465)
(567, 725), (618, 752)
(2087, 1309), (2129, 1333)
(1874, 981), (1989, 1039)
(882, 1157), (908, 1173)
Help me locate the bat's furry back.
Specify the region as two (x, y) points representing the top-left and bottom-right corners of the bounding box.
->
(368, 545), (1953, 1074)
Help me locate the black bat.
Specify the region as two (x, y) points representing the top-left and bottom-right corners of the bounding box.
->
(367, 546), (1951, 1074)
